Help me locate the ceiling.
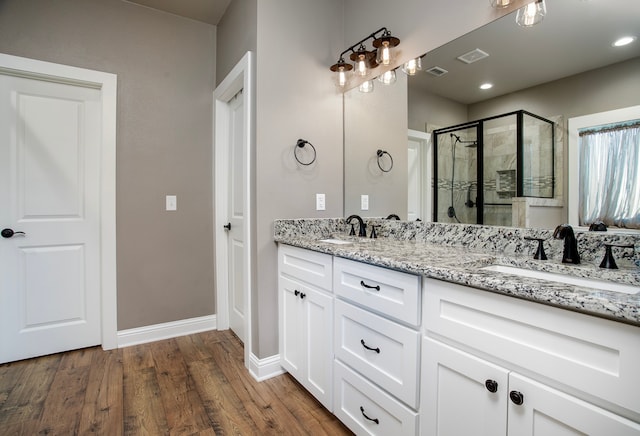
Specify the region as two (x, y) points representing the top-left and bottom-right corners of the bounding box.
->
(410, 0), (640, 105)
(125, 0), (232, 25)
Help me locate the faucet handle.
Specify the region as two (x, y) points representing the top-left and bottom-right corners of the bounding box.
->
(370, 225), (379, 239)
(600, 244), (635, 269)
(349, 223), (356, 236)
(524, 237), (547, 260)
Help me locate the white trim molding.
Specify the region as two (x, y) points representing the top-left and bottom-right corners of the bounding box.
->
(117, 315), (217, 348)
(249, 353), (285, 382)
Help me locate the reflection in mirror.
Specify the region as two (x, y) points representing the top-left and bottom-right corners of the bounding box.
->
(343, 0), (640, 229)
(568, 105), (640, 230)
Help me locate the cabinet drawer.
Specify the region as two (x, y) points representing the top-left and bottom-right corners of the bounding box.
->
(335, 299), (420, 408)
(334, 360), (418, 436)
(279, 244), (332, 291)
(334, 257), (421, 326)
(424, 278), (640, 417)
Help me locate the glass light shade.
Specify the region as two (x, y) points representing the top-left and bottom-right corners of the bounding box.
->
(330, 60), (353, 88)
(490, 0), (513, 8)
(355, 53), (368, 76)
(402, 57), (422, 75)
(378, 70), (397, 85)
(359, 80), (374, 93)
(516, 0), (546, 27)
(376, 41), (392, 65)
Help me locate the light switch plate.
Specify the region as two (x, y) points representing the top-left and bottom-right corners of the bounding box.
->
(166, 195), (177, 211)
(316, 193), (326, 211)
(361, 194), (369, 210)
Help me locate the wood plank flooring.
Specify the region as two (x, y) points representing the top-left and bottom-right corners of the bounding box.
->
(0, 330), (352, 435)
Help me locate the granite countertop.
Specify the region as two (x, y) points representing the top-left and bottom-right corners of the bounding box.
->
(275, 234), (640, 327)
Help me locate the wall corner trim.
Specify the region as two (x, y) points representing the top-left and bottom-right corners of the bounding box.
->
(249, 353), (285, 382)
(117, 315), (217, 348)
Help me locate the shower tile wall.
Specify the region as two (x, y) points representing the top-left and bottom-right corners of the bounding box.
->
(484, 122), (517, 226)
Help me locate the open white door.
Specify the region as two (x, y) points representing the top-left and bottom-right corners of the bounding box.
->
(0, 54), (117, 362)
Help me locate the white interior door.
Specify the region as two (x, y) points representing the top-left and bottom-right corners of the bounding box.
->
(225, 90), (245, 342)
(0, 73), (102, 363)
(408, 129), (431, 221)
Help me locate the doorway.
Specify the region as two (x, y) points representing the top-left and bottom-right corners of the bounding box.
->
(214, 52), (254, 369)
(0, 53), (117, 362)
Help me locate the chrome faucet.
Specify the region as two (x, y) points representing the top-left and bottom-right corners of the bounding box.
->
(553, 224), (580, 264)
(346, 215), (367, 237)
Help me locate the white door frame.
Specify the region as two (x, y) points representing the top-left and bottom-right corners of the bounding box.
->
(214, 52), (254, 369)
(0, 53), (118, 350)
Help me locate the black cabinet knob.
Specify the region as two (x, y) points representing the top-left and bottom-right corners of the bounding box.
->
(299, 292), (306, 299)
(509, 390), (524, 405)
(485, 379), (498, 393)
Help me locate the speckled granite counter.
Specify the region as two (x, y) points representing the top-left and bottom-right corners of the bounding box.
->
(274, 219), (640, 326)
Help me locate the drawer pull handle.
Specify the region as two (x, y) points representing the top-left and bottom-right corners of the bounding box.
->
(359, 406), (379, 425)
(510, 390), (524, 406)
(360, 339), (380, 354)
(360, 280), (380, 291)
(485, 379), (498, 393)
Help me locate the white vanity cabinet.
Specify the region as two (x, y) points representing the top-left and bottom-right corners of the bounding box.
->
(421, 278), (640, 436)
(278, 244), (333, 411)
(333, 257), (421, 435)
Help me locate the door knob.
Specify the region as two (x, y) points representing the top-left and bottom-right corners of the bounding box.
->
(223, 223), (231, 230)
(1, 228), (26, 238)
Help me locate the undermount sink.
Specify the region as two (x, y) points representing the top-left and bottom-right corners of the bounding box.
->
(481, 264), (640, 295)
(319, 236), (374, 245)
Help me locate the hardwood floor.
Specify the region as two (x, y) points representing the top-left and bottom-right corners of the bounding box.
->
(0, 330), (352, 435)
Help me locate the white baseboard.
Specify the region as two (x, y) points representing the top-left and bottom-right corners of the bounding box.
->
(117, 314), (217, 348)
(249, 352), (285, 382)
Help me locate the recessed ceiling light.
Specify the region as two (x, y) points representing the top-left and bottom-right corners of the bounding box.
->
(613, 36), (636, 47)
(480, 83), (493, 90)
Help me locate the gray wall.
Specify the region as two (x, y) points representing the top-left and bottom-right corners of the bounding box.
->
(0, 0), (217, 330)
(216, 0), (257, 85)
(254, 0), (345, 357)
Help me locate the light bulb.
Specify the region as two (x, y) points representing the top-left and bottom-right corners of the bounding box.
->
(359, 80), (374, 93)
(338, 68), (348, 87)
(516, 0), (546, 27)
(356, 53), (368, 76)
(377, 41), (391, 65)
(402, 57), (422, 75)
(378, 70), (397, 85)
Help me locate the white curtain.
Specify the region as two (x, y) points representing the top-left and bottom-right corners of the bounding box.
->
(579, 121), (640, 229)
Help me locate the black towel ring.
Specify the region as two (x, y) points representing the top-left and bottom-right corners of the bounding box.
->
(294, 139), (317, 166)
(376, 149), (393, 172)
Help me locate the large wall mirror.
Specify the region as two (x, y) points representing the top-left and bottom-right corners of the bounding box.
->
(343, 0), (640, 230)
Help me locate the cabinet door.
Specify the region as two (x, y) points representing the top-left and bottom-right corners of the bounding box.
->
(279, 276), (305, 377)
(508, 373), (640, 436)
(304, 286), (333, 411)
(421, 337), (509, 436)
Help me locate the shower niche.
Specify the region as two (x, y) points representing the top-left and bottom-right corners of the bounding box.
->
(433, 110), (554, 226)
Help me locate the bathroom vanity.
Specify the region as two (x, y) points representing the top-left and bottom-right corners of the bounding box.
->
(276, 219), (640, 436)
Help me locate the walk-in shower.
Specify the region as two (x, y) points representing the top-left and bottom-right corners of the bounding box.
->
(433, 110), (554, 226)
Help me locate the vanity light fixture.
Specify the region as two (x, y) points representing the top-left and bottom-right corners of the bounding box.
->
(373, 29), (400, 66)
(516, 0), (546, 27)
(613, 36), (636, 47)
(329, 58), (353, 87)
(402, 57), (422, 75)
(490, 0), (514, 8)
(329, 27), (400, 88)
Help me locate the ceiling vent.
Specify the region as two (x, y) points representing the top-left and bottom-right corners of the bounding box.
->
(457, 48), (490, 64)
(426, 66), (448, 77)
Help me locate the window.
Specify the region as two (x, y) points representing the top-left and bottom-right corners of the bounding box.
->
(568, 105), (640, 231)
(578, 121), (640, 229)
